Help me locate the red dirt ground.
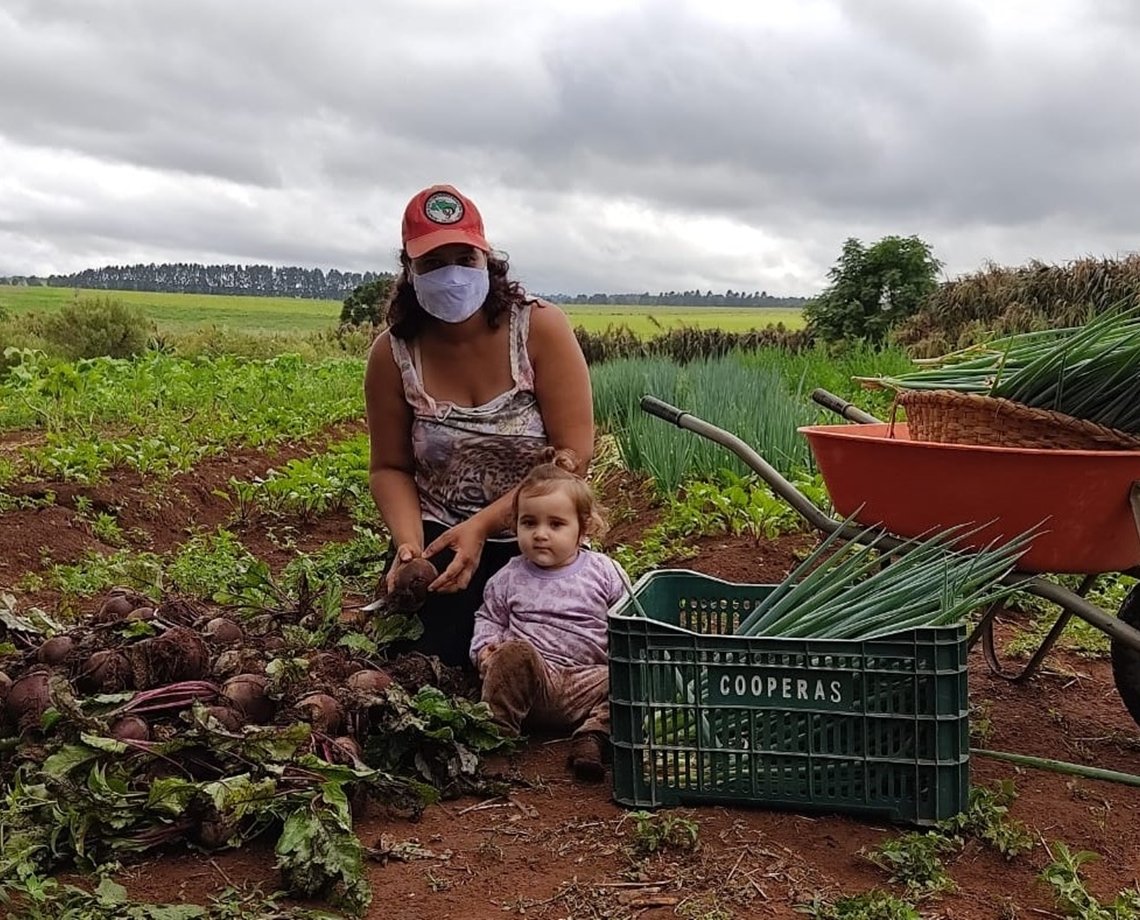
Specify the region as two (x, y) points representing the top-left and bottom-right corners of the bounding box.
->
(4, 449), (1140, 918)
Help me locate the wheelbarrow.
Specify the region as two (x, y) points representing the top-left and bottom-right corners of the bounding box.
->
(638, 390), (1140, 729)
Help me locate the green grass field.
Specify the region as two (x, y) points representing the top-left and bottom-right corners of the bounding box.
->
(0, 285), (803, 335)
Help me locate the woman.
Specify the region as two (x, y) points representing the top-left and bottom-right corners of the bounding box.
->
(364, 184), (594, 669)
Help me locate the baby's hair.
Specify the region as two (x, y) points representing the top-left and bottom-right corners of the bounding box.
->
(513, 447), (608, 540)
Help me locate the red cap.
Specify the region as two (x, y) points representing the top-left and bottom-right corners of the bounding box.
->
(401, 184), (491, 259)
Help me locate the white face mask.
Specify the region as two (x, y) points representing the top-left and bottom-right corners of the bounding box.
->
(412, 264), (490, 323)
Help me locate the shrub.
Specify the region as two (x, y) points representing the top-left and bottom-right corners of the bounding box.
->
(339, 279), (392, 326)
(39, 296), (154, 359)
(805, 236), (942, 346)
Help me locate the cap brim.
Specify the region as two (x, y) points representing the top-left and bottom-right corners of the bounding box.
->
(405, 228), (491, 259)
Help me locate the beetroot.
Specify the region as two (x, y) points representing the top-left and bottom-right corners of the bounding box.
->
(128, 627), (209, 688)
(221, 674), (274, 725)
(295, 693), (344, 735)
(306, 651), (348, 679)
(203, 617), (243, 645)
(156, 597), (201, 626)
(37, 635), (75, 665)
(388, 558), (437, 613)
(327, 735), (363, 765)
(79, 650), (133, 692)
(110, 715), (151, 742)
(212, 648), (266, 680)
(6, 670), (51, 731)
(127, 606), (156, 622)
(196, 817), (236, 851)
(97, 589), (150, 622)
(203, 705), (243, 732)
(347, 669), (392, 694)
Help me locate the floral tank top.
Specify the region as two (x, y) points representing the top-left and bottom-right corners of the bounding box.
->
(390, 302), (549, 540)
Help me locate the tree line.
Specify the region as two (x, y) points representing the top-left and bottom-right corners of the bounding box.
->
(2, 263), (809, 307)
(3, 263), (395, 300)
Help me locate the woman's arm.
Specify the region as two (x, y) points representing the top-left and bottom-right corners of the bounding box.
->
(424, 302), (594, 590)
(364, 334), (425, 580)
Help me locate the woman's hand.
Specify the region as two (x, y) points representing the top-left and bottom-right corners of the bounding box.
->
(385, 543), (424, 595)
(424, 517), (488, 593)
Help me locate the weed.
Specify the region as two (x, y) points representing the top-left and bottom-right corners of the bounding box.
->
(0, 490), (55, 513)
(798, 889), (922, 919)
(1007, 611), (1111, 660)
(1040, 840), (1140, 918)
(628, 810), (700, 856)
(939, 780), (1034, 859)
(610, 528), (697, 579)
(863, 832), (957, 898)
(424, 870), (450, 893)
(282, 529), (389, 597)
(678, 898), (732, 920)
(0, 874), (339, 919)
(90, 512), (126, 546)
(969, 699), (994, 743)
(0, 456), (15, 488)
(165, 530), (261, 600)
(47, 549), (163, 598)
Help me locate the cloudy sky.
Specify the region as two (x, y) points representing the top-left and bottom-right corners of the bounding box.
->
(2, 0), (1139, 296)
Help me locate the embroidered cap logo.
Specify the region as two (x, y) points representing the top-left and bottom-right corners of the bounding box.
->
(424, 192), (464, 225)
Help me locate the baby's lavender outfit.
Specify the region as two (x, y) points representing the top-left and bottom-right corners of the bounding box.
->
(471, 550), (627, 738)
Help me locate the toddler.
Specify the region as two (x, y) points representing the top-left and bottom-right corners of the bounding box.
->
(470, 452), (628, 782)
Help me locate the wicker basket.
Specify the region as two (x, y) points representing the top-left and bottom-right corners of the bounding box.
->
(895, 390), (1140, 451)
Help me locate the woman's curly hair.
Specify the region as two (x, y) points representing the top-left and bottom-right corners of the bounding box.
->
(385, 251), (529, 340)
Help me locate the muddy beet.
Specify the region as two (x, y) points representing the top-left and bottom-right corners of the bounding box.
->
(388, 558), (437, 613)
(6, 670), (52, 732)
(96, 590), (151, 623)
(78, 650), (133, 693)
(127, 627), (209, 688)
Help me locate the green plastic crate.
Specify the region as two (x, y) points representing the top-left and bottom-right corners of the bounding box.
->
(608, 569), (969, 826)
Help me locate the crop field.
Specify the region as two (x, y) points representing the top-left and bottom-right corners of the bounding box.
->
(0, 331), (1138, 919)
(0, 285), (803, 335)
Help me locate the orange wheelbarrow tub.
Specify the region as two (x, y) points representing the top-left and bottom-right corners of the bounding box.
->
(799, 422), (1140, 576)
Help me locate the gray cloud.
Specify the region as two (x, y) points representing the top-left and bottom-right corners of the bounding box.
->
(3, 0), (1140, 295)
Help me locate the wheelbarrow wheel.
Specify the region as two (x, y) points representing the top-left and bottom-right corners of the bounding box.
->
(1110, 584), (1140, 728)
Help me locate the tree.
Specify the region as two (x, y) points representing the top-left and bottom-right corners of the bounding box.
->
(804, 236), (942, 345)
(339, 278), (392, 326)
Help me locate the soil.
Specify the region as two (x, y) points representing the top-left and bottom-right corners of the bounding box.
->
(4, 452), (1140, 918)
(0, 421), (365, 596)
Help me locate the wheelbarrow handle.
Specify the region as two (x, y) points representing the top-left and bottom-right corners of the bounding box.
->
(811, 388), (882, 425)
(639, 395), (689, 427)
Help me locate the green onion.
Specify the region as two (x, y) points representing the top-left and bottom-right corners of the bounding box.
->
(733, 521), (1034, 641)
(863, 304), (1140, 433)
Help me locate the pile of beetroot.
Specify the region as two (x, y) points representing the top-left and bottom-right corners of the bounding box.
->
(0, 574), (505, 915)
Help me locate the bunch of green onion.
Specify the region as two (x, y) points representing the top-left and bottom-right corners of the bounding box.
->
(863, 306), (1140, 433)
(638, 520), (1032, 756)
(733, 517), (1033, 640)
